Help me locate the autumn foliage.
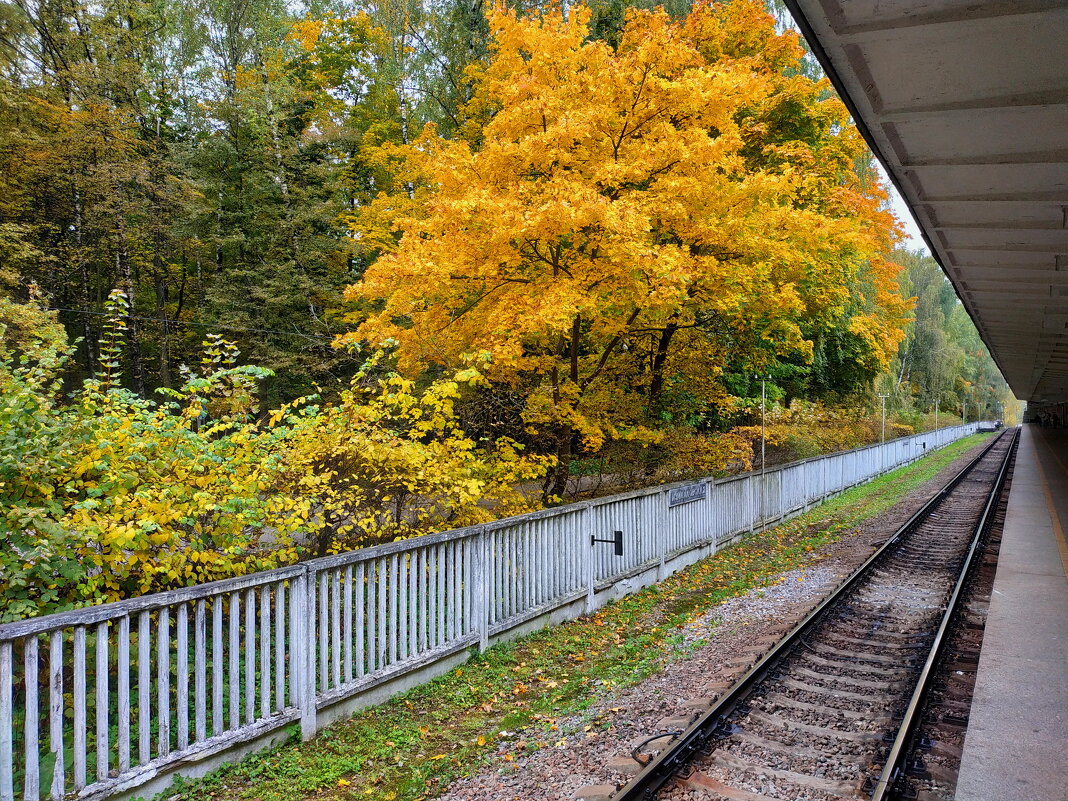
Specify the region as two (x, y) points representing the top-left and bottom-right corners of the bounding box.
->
(345, 1), (909, 498)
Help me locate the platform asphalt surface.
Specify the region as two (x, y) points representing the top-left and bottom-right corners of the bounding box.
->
(955, 425), (1068, 801)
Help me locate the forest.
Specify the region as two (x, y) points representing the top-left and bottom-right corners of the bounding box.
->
(0, 0), (1013, 620)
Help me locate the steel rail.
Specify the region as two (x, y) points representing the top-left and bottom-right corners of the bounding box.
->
(869, 426), (1018, 800)
(612, 429), (1014, 801)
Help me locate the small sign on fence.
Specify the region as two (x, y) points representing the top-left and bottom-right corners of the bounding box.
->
(668, 481), (707, 508)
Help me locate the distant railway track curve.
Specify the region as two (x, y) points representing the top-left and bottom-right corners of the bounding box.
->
(611, 428), (1018, 801)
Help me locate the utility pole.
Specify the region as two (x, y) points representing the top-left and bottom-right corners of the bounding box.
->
(877, 393), (890, 443)
(935, 398), (940, 430)
(760, 376), (768, 477)
(756, 375), (770, 532)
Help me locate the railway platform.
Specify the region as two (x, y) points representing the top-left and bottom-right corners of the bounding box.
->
(955, 425), (1068, 801)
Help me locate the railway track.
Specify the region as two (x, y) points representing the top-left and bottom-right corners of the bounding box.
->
(613, 429), (1017, 801)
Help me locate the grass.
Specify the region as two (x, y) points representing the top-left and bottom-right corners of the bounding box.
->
(159, 433), (991, 801)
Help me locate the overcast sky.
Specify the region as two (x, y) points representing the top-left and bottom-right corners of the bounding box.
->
(876, 159), (930, 254)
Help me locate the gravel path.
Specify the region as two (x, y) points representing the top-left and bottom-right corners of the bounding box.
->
(437, 440), (990, 801)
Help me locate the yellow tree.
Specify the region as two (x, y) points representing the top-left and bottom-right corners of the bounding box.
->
(344, 0), (907, 499)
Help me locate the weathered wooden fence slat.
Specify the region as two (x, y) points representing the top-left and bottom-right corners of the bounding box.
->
(366, 563), (376, 676)
(244, 590), (255, 726)
(177, 606), (190, 751)
(343, 567), (353, 686)
(117, 616), (130, 773)
(211, 600), (223, 737)
(72, 626), (86, 790)
(158, 607), (171, 757)
(316, 573), (327, 693)
(48, 631), (63, 801)
(416, 550), (427, 655)
(260, 588), (270, 720)
(354, 564), (366, 680)
(227, 594), (239, 732)
(137, 612), (150, 766)
(379, 559), (389, 666)
(274, 584), (286, 712)
(22, 636), (38, 801)
(195, 601), (207, 742)
(97, 621), (110, 779)
(389, 554), (399, 667)
(0, 641), (13, 801)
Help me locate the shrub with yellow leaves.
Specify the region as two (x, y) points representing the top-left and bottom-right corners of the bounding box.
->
(0, 293), (549, 621)
(270, 350), (552, 555)
(0, 291), (305, 616)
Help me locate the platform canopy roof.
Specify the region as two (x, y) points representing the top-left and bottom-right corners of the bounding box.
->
(783, 0), (1068, 404)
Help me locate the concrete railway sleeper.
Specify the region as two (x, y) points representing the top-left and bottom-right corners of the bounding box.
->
(609, 428), (1018, 801)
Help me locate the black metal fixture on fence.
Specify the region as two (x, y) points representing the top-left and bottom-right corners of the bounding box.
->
(591, 530), (624, 556)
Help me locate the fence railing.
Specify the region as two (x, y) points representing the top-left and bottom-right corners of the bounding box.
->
(0, 424), (980, 801)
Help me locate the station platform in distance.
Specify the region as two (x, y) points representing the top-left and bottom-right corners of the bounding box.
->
(956, 425), (1068, 801)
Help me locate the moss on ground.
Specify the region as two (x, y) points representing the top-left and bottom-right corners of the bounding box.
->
(161, 433), (991, 801)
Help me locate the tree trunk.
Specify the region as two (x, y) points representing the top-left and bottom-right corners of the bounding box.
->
(116, 220), (146, 397)
(72, 181), (96, 376)
(154, 265), (171, 389)
(542, 424), (573, 503)
(648, 321), (679, 415)
(215, 190), (224, 275)
(896, 344), (910, 388)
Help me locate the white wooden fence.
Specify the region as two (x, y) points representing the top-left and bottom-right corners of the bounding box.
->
(0, 424), (979, 801)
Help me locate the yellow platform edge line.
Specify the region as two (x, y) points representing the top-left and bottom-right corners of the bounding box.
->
(1033, 429), (1068, 582)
